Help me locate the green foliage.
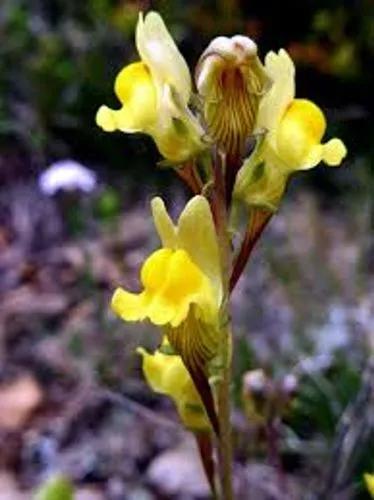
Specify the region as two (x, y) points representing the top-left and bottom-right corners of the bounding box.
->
(0, 0), (139, 170)
(94, 187), (121, 220)
(288, 355), (361, 438)
(33, 475), (73, 500)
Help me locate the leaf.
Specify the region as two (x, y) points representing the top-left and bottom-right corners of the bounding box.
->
(195, 431), (217, 497)
(33, 476), (73, 500)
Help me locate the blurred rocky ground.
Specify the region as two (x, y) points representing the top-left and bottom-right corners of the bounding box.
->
(0, 178), (372, 499)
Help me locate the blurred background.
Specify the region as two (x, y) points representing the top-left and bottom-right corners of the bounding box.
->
(0, 1), (373, 498)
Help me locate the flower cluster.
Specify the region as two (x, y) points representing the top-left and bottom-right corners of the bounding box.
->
(96, 11), (347, 496)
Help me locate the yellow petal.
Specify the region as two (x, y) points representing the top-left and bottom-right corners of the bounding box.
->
(276, 99), (347, 170)
(141, 248), (174, 292)
(256, 49), (295, 134)
(96, 105), (141, 133)
(139, 248), (189, 326)
(137, 344), (185, 395)
(144, 248), (214, 327)
(111, 247), (216, 328)
(151, 197), (177, 248)
(136, 12), (191, 104)
(111, 288), (147, 322)
(321, 138), (347, 166)
(151, 196), (222, 315)
(96, 106), (117, 132)
(276, 99), (326, 169)
(136, 347), (168, 393)
(364, 473), (374, 498)
(96, 62), (157, 133)
(177, 196), (222, 311)
(137, 345), (209, 430)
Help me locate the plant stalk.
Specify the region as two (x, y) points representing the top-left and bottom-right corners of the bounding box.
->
(211, 150), (234, 499)
(230, 208), (272, 292)
(217, 328), (234, 500)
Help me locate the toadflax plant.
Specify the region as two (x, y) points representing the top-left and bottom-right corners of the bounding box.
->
(96, 11), (346, 499)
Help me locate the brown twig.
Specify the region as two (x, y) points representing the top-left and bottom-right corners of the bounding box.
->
(265, 417), (288, 497)
(100, 388), (180, 430)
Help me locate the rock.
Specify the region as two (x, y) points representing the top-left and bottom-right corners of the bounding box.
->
(0, 472), (28, 500)
(75, 486), (104, 500)
(146, 437), (210, 498)
(241, 463), (301, 499)
(0, 374), (43, 430)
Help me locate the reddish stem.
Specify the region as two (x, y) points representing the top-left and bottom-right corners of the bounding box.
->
(229, 208), (272, 292)
(266, 418), (288, 495)
(176, 161), (203, 194)
(209, 151), (227, 232)
(225, 152), (242, 208)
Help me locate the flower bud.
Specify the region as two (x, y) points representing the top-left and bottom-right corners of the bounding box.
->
(281, 374), (298, 399)
(242, 369), (271, 424)
(242, 370), (299, 424)
(196, 36), (270, 157)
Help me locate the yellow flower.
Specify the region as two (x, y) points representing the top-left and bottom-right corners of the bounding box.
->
(196, 35), (270, 157)
(96, 12), (205, 163)
(112, 195), (222, 328)
(365, 473), (374, 498)
(111, 195), (222, 433)
(235, 49), (347, 210)
(137, 338), (209, 431)
(257, 49), (347, 171)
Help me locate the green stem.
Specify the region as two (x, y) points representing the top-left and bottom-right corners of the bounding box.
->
(217, 327), (234, 500)
(211, 151), (234, 499)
